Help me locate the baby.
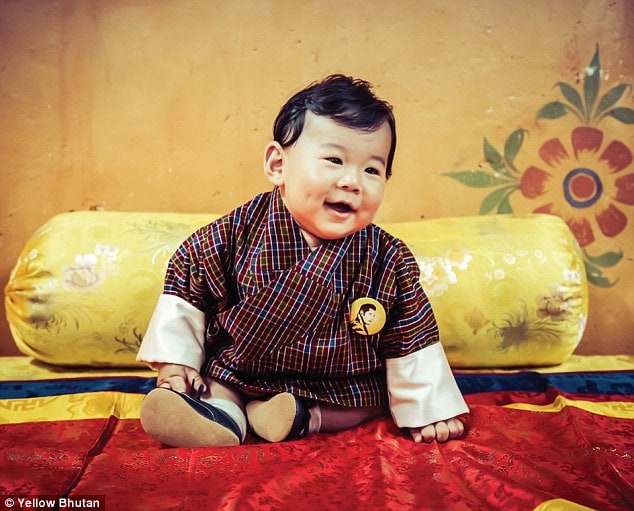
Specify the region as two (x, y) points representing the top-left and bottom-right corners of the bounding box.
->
(137, 74), (469, 447)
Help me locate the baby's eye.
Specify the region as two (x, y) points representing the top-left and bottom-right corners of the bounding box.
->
(364, 167), (381, 176)
(325, 157), (343, 165)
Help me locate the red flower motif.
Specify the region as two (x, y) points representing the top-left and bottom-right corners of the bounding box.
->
(520, 126), (633, 246)
(520, 167), (551, 198)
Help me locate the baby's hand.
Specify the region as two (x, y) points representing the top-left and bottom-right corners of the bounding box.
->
(155, 363), (205, 395)
(408, 417), (465, 443)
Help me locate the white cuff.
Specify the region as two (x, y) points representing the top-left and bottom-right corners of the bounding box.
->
(136, 294), (206, 371)
(386, 342), (469, 428)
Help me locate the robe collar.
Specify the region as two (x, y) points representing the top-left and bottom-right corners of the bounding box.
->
(249, 187), (363, 292)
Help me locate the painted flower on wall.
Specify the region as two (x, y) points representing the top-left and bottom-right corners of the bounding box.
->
(522, 126), (633, 246)
(444, 45), (634, 287)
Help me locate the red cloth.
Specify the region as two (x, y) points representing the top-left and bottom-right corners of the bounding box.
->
(2, 400), (632, 510)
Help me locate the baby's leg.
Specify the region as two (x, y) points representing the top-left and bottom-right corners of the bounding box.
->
(202, 377), (245, 406)
(318, 402), (388, 433)
(247, 394), (388, 442)
(200, 377), (248, 441)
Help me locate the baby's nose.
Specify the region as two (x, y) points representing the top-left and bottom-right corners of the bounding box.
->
(338, 168), (360, 190)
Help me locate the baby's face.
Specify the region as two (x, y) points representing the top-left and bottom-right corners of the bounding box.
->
(273, 112), (390, 248)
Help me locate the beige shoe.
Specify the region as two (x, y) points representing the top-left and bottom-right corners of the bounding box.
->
(140, 387), (241, 447)
(246, 392), (310, 442)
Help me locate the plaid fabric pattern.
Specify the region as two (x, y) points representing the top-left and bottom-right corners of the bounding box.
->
(164, 188), (439, 407)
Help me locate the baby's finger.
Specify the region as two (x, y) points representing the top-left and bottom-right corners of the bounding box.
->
(158, 376), (187, 393)
(447, 418), (465, 440)
(408, 428), (423, 443)
(435, 421), (450, 443)
(420, 424), (437, 443)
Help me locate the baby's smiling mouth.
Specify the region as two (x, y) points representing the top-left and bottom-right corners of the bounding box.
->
(325, 202), (354, 214)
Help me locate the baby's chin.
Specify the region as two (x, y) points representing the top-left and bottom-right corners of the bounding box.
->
(299, 224), (373, 248)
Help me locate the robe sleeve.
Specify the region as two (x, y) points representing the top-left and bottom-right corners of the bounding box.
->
(379, 239), (439, 359)
(136, 294), (206, 370)
(386, 342), (469, 428)
(136, 221), (228, 371)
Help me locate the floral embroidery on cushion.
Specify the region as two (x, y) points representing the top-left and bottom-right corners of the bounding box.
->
(490, 302), (568, 352)
(537, 286), (575, 322)
(463, 307), (490, 335)
(62, 254), (105, 290)
(127, 219), (194, 264)
(416, 247), (472, 297)
(62, 244), (120, 291)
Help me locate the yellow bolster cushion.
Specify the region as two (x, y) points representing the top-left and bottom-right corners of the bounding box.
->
(386, 214), (588, 367)
(4, 211), (587, 368)
(5, 211), (214, 367)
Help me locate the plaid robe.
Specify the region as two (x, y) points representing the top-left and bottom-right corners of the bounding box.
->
(161, 188), (439, 407)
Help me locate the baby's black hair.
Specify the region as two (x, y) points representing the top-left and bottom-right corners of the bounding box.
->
(273, 74), (396, 178)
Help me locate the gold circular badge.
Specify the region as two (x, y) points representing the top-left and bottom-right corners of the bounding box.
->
(350, 297), (386, 336)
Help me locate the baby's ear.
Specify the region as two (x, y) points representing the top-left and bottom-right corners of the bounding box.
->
(263, 141), (285, 186)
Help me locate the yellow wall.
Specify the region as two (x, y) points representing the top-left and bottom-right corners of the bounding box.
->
(1, 0), (633, 356)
